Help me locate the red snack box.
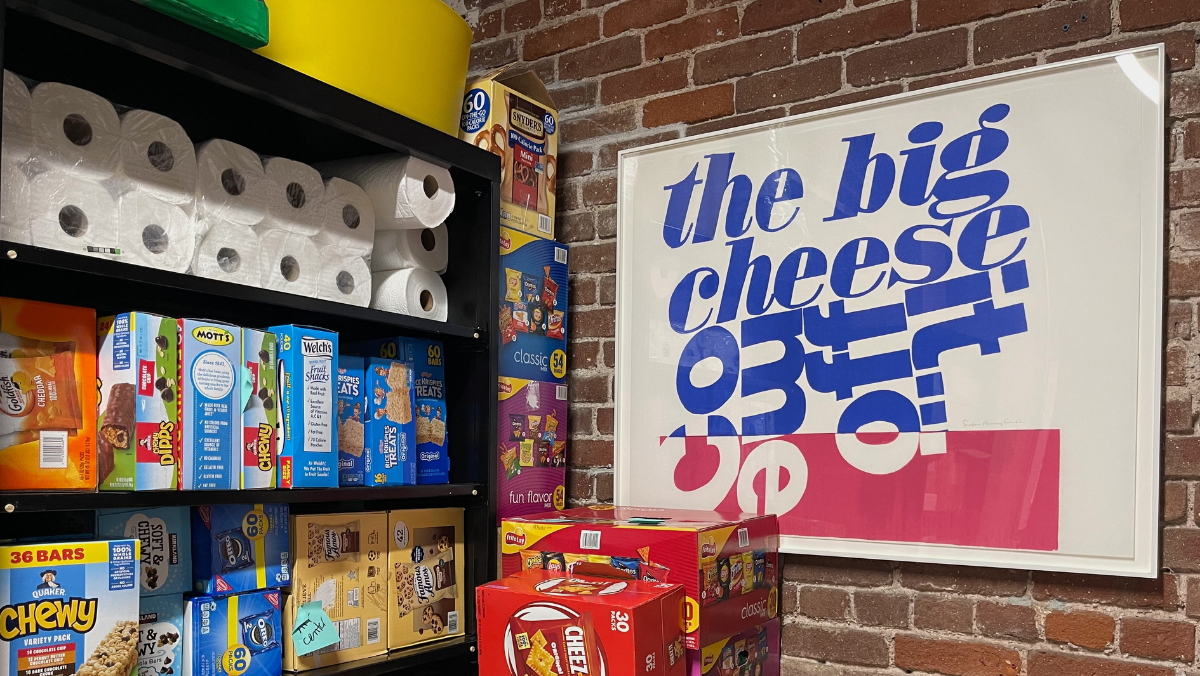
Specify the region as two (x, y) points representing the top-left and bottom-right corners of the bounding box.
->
(691, 620), (780, 676)
(501, 506), (779, 649)
(478, 570), (687, 676)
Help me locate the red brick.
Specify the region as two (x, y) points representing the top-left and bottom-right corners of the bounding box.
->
(1120, 618), (1195, 662)
(976, 601), (1037, 642)
(596, 407), (614, 434)
(688, 108), (786, 136)
(1171, 257), (1200, 297)
(569, 276), (597, 306)
(601, 60), (688, 105)
(854, 591), (909, 628)
(505, 0), (541, 32)
(974, 0), (1111, 64)
(1187, 577), (1200, 617)
(524, 15), (600, 60)
(742, 0), (845, 35)
(1032, 572), (1178, 609)
(645, 8), (739, 60)
(781, 625), (888, 667)
(901, 562), (1027, 596)
(473, 10), (502, 41)
(555, 180), (582, 213)
(736, 57), (842, 112)
(1169, 301), (1194, 339)
(595, 210), (617, 239)
(643, 85), (734, 127)
(911, 58), (1037, 90)
(558, 151), (593, 180)
(528, 56), (558, 85)
(598, 131), (679, 168)
(797, 586), (850, 620)
(581, 176), (616, 207)
(1163, 528), (1200, 572)
(1047, 30), (1197, 73)
(568, 468), (593, 501)
(797, 1), (912, 59)
(1167, 437), (1200, 476)
(568, 403), (592, 437)
(913, 594), (973, 633)
(571, 241), (616, 274)
(572, 438), (613, 467)
(597, 274), (616, 303)
(694, 32), (793, 85)
(894, 636), (1020, 676)
(846, 29), (969, 86)
(603, 0), (686, 36)
(547, 81), (597, 112)
(1186, 120), (1200, 158)
(781, 584), (797, 615)
(601, 339), (614, 366)
(1168, 345), (1188, 386)
(1121, 0), (1200, 31)
(571, 372), (609, 403)
(570, 307), (615, 339)
(1168, 390), (1194, 433)
(545, 0), (582, 19)
(1165, 480), (1189, 523)
(784, 555), (893, 587)
(1174, 74), (1200, 118)
(1044, 611), (1114, 651)
(594, 472), (613, 501)
(917, 0), (1043, 32)
(1176, 211), (1200, 249)
(1027, 651), (1173, 676)
(560, 35), (643, 80)
(789, 84), (903, 115)
(471, 38), (517, 71)
(561, 106), (637, 142)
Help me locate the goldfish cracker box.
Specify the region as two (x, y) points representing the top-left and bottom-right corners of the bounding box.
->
(693, 620), (780, 676)
(498, 227), (568, 383)
(241, 329), (278, 489)
(0, 539), (141, 676)
(387, 508), (465, 649)
(0, 297), (97, 490)
(477, 570), (687, 676)
(283, 512), (387, 670)
(497, 377), (567, 520)
(459, 67), (558, 239)
(502, 507), (779, 651)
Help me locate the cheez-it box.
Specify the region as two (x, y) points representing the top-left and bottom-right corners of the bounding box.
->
(502, 507), (779, 650)
(477, 570), (686, 676)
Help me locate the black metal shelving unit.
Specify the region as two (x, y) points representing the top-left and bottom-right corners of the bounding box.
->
(0, 0), (499, 673)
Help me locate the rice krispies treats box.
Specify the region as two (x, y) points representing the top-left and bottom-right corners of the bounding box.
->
(269, 326), (338, 488)
(387, 508), (464, 650)
(0, 297), (97, 490)
(0, 539), (141, 676)
(364, 356), (415, 486)
(177, 320), (240, 491)
(498, 227), (568, 383)
(97, 312), (179, 491)
(240, 329), (277, 490)
(691, 620), (779, 676)
(138, 594), (184, 676)
(97, 507), (192, 597)
(183, 591), (281, 676)
(335, 356), (365, 487)
(192, 504), (290, 595)
(282, 512), (387, 670)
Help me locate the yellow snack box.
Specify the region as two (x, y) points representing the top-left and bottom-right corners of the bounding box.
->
(388, 508), (465, 649)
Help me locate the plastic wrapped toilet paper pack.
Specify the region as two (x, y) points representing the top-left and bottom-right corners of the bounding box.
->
(314, 176), (375, 256)
(195, 139), (272, 226)
(3, 71), (32, 165)
(370, 267), (447, 321)
(370, 224), (447, 273)
(27, 170), (118, 254)
(256, 227), (320, 295)
(117, 109), (197, 205)
(316, 154), (454, 230)
(0, 162), (29, 244)
(193, 219), (261, 286)
(262, 156), (323, 236)
(31, 82), (121, 179)
(316, 246), (371, 307)
(116, 191), (195, 273)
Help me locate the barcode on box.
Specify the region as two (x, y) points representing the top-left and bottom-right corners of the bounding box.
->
(366, 618), (380, 644)
(554, 247), (567, 264)
(448, 611), (459, 635)
(580, 530), (602, 550)
(319, 617), (361, 654)
(539, 214), (553, 234)
(347, 587), (359, 607)
(39, 431), (67, 468)
(556, 385), (567, 400)
(738, 528), (749, 548)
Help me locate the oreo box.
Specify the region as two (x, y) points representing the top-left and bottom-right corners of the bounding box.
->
(269, 325), (338, 488)
(183, 590), (282, 676)
(241, 329), (278, 489)
(97, 312), (179, 491)
(97, 507), (192, 597)
(335, 356), (366, 487)
(192, 504), (291, 595)
(498, 226), (568, 383)
(139, 593), (184, 676)
(364, 356), (416, 486)
(178, 319), (241, 490)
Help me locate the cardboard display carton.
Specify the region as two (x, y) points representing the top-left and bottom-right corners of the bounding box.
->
(241, 328), (278, 489)
(183, 590), (282, 676)
(178, 319), (240, 490)
(498, 227), (568, 383)
(691, 620), (780, 676)
(269, 325), (338, 488)
(97, 507), (192, 597)
(497, 377), (567, 520)
(139, 593), (185, 676)
(364, 355), (416, 486)
(192, 504), (290, 595)
(387, 508), (465, 650)
(335, 355), (366, 487)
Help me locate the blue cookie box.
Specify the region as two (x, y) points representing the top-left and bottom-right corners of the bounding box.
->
(192, 504), (290, 595)
(269, 325), (339, 488)
(184, 590), (282, 676)
(365, 355), (416, 486)
(336, 355), (366, 487)
(97, 506), (193, 597)
(140, 593), (185, 676)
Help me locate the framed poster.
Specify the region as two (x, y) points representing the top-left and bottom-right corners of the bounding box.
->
(613, 47), (1164, 577)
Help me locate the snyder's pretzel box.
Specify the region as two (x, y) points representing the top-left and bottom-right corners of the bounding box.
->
(283, 512), (387, 670)
(192, 504), (291, 595)
(97, 506), (192, 597)
(459, 67), (558, 239)
(477, 570), (687, 676)
(0, 297), (97, 490)
(387, 508), (465, 649)
(502, 507), (779, 650)
(0, 539), (141, 676)
(183, 590), (282, 676)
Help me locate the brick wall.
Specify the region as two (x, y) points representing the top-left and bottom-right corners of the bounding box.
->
(461, 0), (1200, 672)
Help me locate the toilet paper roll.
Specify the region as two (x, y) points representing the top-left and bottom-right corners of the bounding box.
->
(116, 192), (195, 273)
(262, 156), (323, 236)
(316, 154), (454, 230)
(0, 161), (30, 244)
(3, 71), (32, 165)
(195, 139), (272, 225)
(370, 223), (448, 273)
(316, 246), (371, 307)
(27, 171), (118, 254)
(370, 267), (448, 321)
(118, 109), (197, 205)
(193, 219), (261, 286)
(31, 82), (121, 179)
(257, 227), (320, 296)
(314, 177), (375, 256)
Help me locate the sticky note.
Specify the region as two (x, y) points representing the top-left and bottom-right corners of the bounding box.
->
(292, 601), (340, 656)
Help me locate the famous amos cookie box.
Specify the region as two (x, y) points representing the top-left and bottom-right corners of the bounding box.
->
(269, 326), (338, 488)
(497, 377), (566, 520)
(192, 504), (290, 595)
(364, 356), (415, 486)
(498, 227), (567, 383)
(0, 539), (141, 676)
(138, 594), (184, 676)
(387, 508), (464, 650)
(183, 590), (281, 676)
(178, 319), (240, 490)
(97, 507), (192, 597)
(334, 356), (366, 487)
(240, 329), (278, 490)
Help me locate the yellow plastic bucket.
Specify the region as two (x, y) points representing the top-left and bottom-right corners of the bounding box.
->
(257, 0), (471, 136)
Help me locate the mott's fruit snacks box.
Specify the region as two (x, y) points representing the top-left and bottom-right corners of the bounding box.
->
(460, 68), (558, 239)
(97, 507), (192, 598)
(364, 356), (415, 486)
(240, 329), (277, 490)
(192, 504), (290, 595)
(138, 593), (184, 676)
(97, 313), (179, 491)
(0, 539), (141, 676)
(498, 227), (568, 383)
(335, 356), (366, 487)
(477, 570), (687, 676)
(178, 320), (240, 490)
(0, 297), (97, 490)
(270, 326), (338, 488)
(692, 620), (779, 676)
(183, 590), (282, 676)
(498, 377), (566, 520)
(283, 512), (387, 670)
(388, 508), (464, 649)
(502, 507), (779, 650)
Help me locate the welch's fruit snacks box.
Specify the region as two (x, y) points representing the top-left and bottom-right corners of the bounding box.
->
(178, 320), (240, 490)
(138, 594), (184, 676)
(335, 356), (366, 487)
(183, 590), (282, 676)
(97, 507), (192, 597)
(192, 504), (290, 595)
(269, 326), (338, 488)
(241, 329), (278, 489)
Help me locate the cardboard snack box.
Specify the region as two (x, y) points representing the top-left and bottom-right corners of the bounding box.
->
(0, 297), (97, 490)
(192, 504), (290, 595)
(282, 512), (388, 670)
(183, 590), (282, 676)
(138, 593), (185, 676)
(364, 355), (416, 486)
(335, 355), (366, 487)
(97, 312), (179, 491)
(97, 507), (192, 597)
(241, 328), (278, 489)
(388, 508), (465, 650)
(270, 325), (338, 488)
(691, 620), (780, 676)
(497, 227), (568, 383)
(497, 377), (567, 520)
(177, 319), (240, 490)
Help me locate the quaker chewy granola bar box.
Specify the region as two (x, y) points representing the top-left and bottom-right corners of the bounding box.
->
(0, 539), (141, 676)
(183, 591), (282, 676)
(192, 504), (290, 595)
(270, 326), (338, 488)
(241, 329), (278, 489)
(97, 507), (192, 597)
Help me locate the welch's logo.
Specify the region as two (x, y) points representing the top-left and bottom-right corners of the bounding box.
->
(192, 326), (234, 346)
(301, 338), (333, 358)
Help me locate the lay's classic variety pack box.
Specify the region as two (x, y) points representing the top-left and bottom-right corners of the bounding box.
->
(498, 227), (568, 384)
(183, 590), (282, 676)
(0, 540), (141, 676)
(270, 326), (338, 488)
(192, 504), (290, 595)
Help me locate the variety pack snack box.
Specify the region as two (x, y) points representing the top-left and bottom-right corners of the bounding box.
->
(335, 356), (366, 487)
(270, 325), (338, 488)
(183, 590), (282, 676)
(178, 319), (240, 491)
(192, 504), (291, 595)
(497, 377), (567, 519)
(693, 620), (779, 676)
(139, 593), (185, 676)
(364, 356), (416, 486)
(0, 297), (98, 490)
(387, 508), (464, 650)
(241, 329), (278, 490)
(97, 507), (192, 597)
(0, 539), (141, 676)
(97, 312), (179, 491)
(477, 570), (687, 676)
(498, 227), (568, 383)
